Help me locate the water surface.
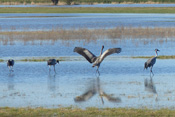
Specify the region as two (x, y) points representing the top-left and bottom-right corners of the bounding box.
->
(0, 39), (174, 60)
(0, 59), (175, 109)
(1, 13), (175, 31)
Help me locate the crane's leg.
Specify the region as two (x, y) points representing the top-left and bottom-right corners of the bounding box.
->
(8, 66), (11, 72)
(11, 66), (14, 72)
(150, 66), (154, 76)
(54, 65), (56, 73)
(49, 65), (51, 72)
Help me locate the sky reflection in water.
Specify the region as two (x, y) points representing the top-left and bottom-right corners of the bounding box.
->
(0, 59), (175, 108)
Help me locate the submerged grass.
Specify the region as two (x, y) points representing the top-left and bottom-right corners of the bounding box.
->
(132, 55), (175, 59)
(0, 107), (175, 116)
(1, 7), (175, 13)
(1, 55), (175, 63)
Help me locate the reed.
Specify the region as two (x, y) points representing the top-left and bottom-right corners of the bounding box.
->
(0, 27), (175, 45)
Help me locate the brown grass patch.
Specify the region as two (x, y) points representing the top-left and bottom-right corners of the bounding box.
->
(0, 27), (175, 45)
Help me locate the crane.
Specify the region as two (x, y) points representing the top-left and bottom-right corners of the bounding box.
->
(7, 59), (15, 72)
(47, 59), (59, 73)
(144, 49), (160, 76)
(74, 45), (121, 76)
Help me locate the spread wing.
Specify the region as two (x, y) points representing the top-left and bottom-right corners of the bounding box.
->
(74, 47), (97, 63)
(100, 48), (121, 62)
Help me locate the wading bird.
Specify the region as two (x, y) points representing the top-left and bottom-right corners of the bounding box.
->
(144, 49), (160, 76)
(7, 59), (15, 72)
(74, 45), (121, 76)
(47, 59), (59, 73)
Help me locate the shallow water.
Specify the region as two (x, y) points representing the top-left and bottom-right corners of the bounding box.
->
(1, 11), (175, 109)
(0, 39), (175, 60)
(1, 13), (175, 31)
(0, 59), (175, 109)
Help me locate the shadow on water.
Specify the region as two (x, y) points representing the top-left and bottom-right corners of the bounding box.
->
(74, 77), (121, 104)
(8, 73), (15, 90)
(144, 75), (158, 101)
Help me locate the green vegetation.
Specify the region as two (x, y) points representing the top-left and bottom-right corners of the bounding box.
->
(132, 55), (175, 59)
(20, 56), (71, 62)
(72, 0), (175, 4)
(0, 59), (4, 62)
(1, 7), (175, 13)
(0, 0), (175, 4)
(0, 55), (175, 63)
(0, 107), (175, 116)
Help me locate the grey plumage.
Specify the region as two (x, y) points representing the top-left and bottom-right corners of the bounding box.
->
(144, 57), (156, 69)
(144, 49), (160, 75)
(47, 59), (59, 73)
(74, 45), (121, 75)
(7, 59), (15, 72)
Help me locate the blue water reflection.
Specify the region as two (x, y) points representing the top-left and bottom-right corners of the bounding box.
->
(0, 39), (175, 58)
(0, 59), (175, 108)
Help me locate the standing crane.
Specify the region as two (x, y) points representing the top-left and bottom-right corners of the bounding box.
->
(144, 49), (160, 76)
(47, 59), (59, 73)
(7, 59), (15, 72)
(74, 45), (121, 76)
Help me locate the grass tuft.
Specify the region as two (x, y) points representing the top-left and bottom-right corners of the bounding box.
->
(1, 107), (175, 116)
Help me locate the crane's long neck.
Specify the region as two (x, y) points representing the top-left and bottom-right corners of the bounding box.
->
(155, 51), (158, 57)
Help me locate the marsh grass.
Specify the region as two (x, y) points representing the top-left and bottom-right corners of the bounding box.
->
(132, 55), (175, 59)
(0, 27), (175, 45)
(1, 7), (175, 13)
(0, 55), (175, 63)
(0, 107), (175, 116)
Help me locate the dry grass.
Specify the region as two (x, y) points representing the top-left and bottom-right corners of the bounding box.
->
(0, 27), (174, 45)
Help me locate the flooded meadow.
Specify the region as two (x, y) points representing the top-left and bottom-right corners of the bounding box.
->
(1, 13), (175, 31)
(1, 13), (175, 109)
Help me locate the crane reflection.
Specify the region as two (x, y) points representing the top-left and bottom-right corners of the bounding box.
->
(144, 75), (158, 101)
(74, 77), (121, 104)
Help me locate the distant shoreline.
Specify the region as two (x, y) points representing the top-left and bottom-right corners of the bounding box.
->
(0, 2), (175, 6)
